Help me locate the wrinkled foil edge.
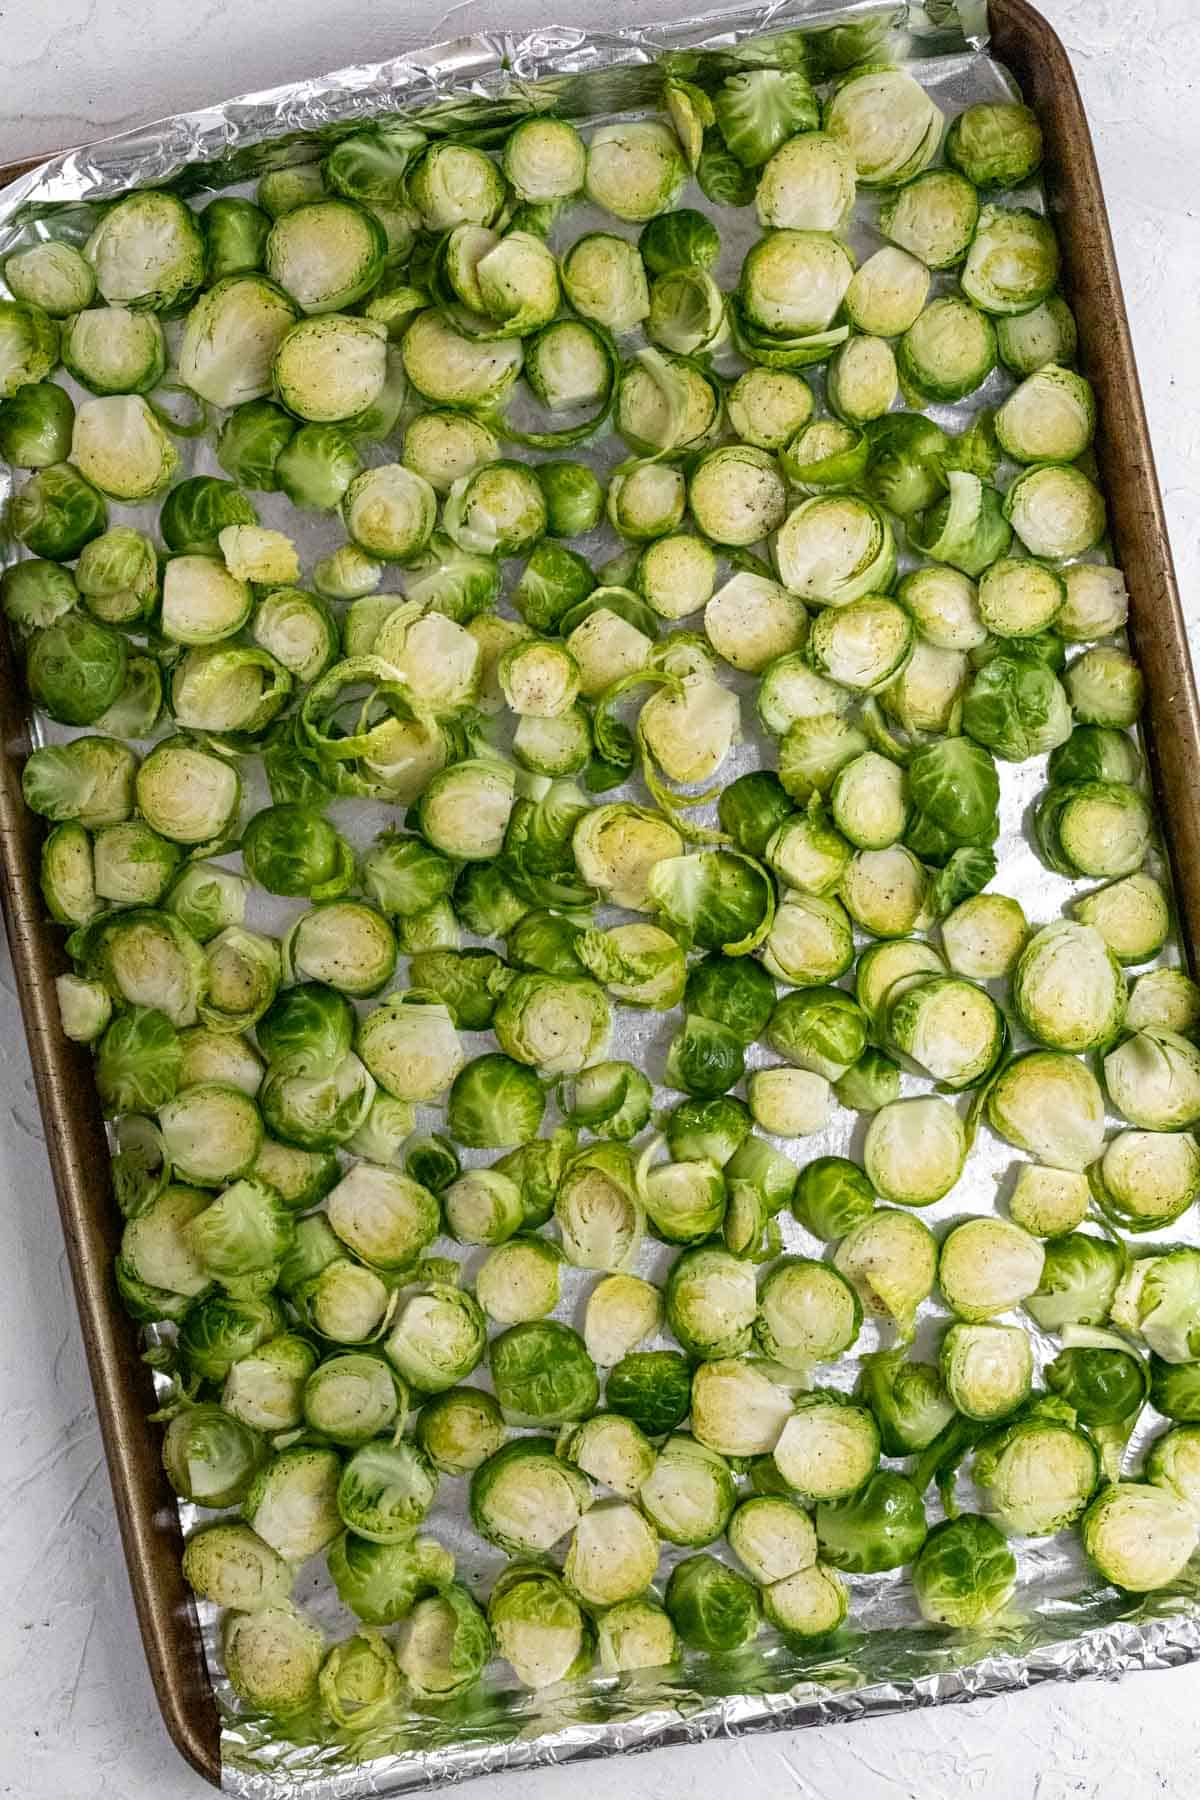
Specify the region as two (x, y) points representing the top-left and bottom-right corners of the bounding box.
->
(222, 1597), (1200, 1797)
(0, 0), (985, 225)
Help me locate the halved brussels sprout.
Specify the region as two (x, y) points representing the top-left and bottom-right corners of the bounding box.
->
(1072, 871), (1169, 966)
(639, 1434), (736, 1547)
(6, 240), (95, 316)
(492, 971), (610, 1079)
(879, 169), (979, 270)
(1003, 462), (1106, 560)
(861, 1096), (965, 1208)
(739, 228), (854, 344)
(221, 1332), (315, 1434)
(913, 1514), (1016, 1627)
(807, 595), (913, 692)
(56, 973), (112, 1044)
(1091, 1128), (1200, 1234)
(640, 1154), (725, 1247)
(753, 126), (855, 231)
(997, 293), (1078, 375)
(503, 116), (586, 201)
(885, 973), (1005, 1091)
(584, 1274), (663, 1367)
(754, 1258), (860, 1370)
(1008, 1164), (1090, 1238)
(563, 1499), (659, 1607)
(940, 1321), (1033, 1422)
(1146, 1425), (1200, 1513)
(0, 298), (59, 401)
(178, 275), (299, 409)
(841, 845), (929, 939)
(828, 751), (907, 852)
(1081, 1482), (1199, 1592)
(85, 191), (205, 310)
(824, 69), (943, 187)
(834, 1207), (937, 1338)
(827, 333), (899, 425)
(763, 892), (855, 986)
(937, 1216), (1046, 1322)
(757, 652), (851, 737)
(384, 1283), (486, 1395)
(64, 306), (165, 396)
(335, 1438), (437, 1546)
(262, 197), (384, 313)
(272, 313), (388, 422)
(90, 819), (178, 908)
(161, 1398), (265, 1504)
(1057, 562), (1128, 641)
(1127, 968), (1200, 1036)
(572, 804), (682, 911)
(183, 1521), (291, 1614)
(748, 1066), (832, 1138)
(1065, 645), (1143, 731)
(474, 1236), (561, 1326)
(995, 363), (1094, 466)
(441, 1167), (521, 1249)
(324, 1162), (439, 1271)
(1104, 1027), (1200, 1130)
(87, 906), (207, 1029)
(557, 232), (650, 335)
(776, 493), (896, 604)
(767, 985), (865, 1082)
(1012, 920), (1126, 1052)
(487, 1561), (592, 1688)
(287, 901), (395, 998)
(685, 1358), (791, 1460)
(835, 1050), (902, 1115)
(773, 1391), (879, 1501)
(595, 1599), (678, 1674)
(260, 1052), (376, 1154)
(727, 367), (814, 448)
(223, 1606), (324, 1717)
(584, 122), (686, 222)
(987, 1049), (1105, 1170)
(898, 297), (996, 404)
(882, 641), (969, 735)
(940, 892), (1027, 980)
(845, 247), (930, 339)
(977, 556), (1065, 639)
(70, 394), (179, 500)
(899, 565), (986, 651)
(962, 205), (1059, 316)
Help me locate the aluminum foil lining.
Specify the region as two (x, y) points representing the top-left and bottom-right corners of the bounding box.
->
(3, 1), (1196, 1795)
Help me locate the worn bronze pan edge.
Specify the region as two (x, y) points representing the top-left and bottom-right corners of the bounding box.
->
(0, 0), (1194, 1789)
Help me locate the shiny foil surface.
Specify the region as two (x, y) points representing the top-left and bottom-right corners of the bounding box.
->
(3, 1), (1197, 1794)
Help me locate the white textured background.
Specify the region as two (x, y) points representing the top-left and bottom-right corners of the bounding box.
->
(2, 1), (1199, 1794)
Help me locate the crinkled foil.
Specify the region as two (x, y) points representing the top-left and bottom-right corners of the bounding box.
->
(4, 1), (1197, 1794)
